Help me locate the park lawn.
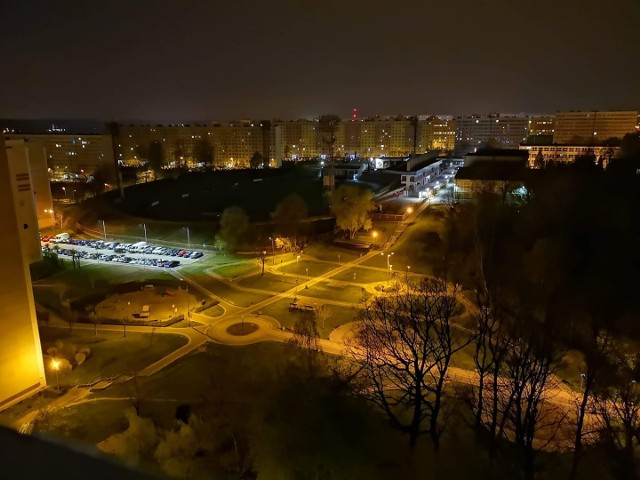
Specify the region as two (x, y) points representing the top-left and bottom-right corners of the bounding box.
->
(353, 221), (397, 247)
(301, 281), (370, 304)
(101, 342), (296, 403)
(303, 243), (361, 264)
(40, 328), (188, 387)
(47, 263), (175, 293)
(239, 272), (297, 293)
(329, 266), (390, 285)
(188, 273), (270, 307)
(259, 298), (359, 338)
(212, 262), (259, 279)
(278, 259), (337, 277)
(361, 208), (446, 275)
(199, 304), (225, 317)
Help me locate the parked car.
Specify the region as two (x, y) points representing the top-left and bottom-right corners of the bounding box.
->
(190, 251), (204, 259)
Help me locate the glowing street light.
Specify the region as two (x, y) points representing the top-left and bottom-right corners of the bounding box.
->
(406, 206), (414, 214)
(51, 359), (61, 393)
(371, 230), (379, 239)
(406, 265), (411, 283)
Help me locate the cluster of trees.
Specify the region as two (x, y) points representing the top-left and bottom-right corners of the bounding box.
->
(442, 149), (640, 478)
(215, 193), (310, 253)
(133, 138), (217, 179)
(339, 140), (640, 479)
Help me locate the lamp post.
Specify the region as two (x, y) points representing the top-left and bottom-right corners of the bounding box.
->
(62, 186), (66, 197)
(185, 226), (191, 249)
(269, 236), (275, 265)
(51, 359), (60, 393)
(406, 265), (411, 284)
(141, 223), (148, 243)
(181, 279), (191, 327)
(386, 252), (394, 267)
(296, 255), (301, 294)
(100, 219), (106, 241)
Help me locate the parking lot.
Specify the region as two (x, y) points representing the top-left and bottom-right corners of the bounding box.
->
(41, 237), (207, 270)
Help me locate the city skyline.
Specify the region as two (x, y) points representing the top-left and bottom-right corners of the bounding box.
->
(1, 0), (639, 121)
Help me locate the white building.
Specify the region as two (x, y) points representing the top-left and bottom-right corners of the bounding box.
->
(519, 144), (620, 167)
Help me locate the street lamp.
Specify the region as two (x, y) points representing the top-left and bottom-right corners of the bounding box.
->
(62, 186), (66, 197)
(371, 230), (379, 239)
(296, 255), (301, 293)
(406, 265), (411, 283)
(386, 252), (394, 267)
(406, 206), (414, 215)
(180, 278), (191, 327)
(269, 236), (275, 265)
(185, 226), (191, 249)
(99, 219), (106, 241)
(51, 359), (60, 393)
(140, 223), (148, 243)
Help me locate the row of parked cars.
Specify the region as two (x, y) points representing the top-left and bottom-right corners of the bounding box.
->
(41, 234), (205, 260)
(43, 246), (182, 268)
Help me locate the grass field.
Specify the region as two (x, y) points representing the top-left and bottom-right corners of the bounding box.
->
(185, 272), (270, 307)
(277, 258), (338, 277)
(239, 272), (297, 293)
(40, 328), (188, 387)
(301, 281), (370, 304)
(328, 266), (390, 285)
(361, 208), (446, 275)
(212, 262), (259, 279)
(259, 298), (359, 338)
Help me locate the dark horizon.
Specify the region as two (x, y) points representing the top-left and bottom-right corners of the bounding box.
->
(1, 0), (639, 122)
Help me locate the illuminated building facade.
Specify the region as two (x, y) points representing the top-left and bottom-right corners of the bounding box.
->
(4, 133), (115, 182)
(519, 143), (620, 167)
(552, 110), (639, 144)
(417, 115), (456, 152)
(528, 115), (555, 136)
(0, 137), (46, 411)
(455, 113), (530, 154)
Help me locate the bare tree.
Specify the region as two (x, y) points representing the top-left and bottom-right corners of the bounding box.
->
(348, 277), (466, 449)
(289, 312), (322, 370)
(592, 346), (640, 479)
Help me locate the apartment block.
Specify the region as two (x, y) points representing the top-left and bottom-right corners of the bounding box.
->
(552, 111), (639, 144)
(455, 113), (529, 154)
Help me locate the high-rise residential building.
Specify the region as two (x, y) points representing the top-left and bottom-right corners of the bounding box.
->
(417, 115), (456, 152)
(0, 137), (47, 411)
(455, 113), (530, 155)
(4, 133), (115, 182)
(528, 115), (555, 136)
(357, 117), (415, 158)
(276, 119), (320, 160)
(117, 122), (276, 168)
(552, 111), (639, 144)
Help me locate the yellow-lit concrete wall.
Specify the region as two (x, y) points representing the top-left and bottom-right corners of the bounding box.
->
(0, 137), (46, 411)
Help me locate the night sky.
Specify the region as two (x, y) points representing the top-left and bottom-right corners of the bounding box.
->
(1, 0), (638, 121)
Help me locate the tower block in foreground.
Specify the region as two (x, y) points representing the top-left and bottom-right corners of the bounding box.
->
(0, 137), (46, 410)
